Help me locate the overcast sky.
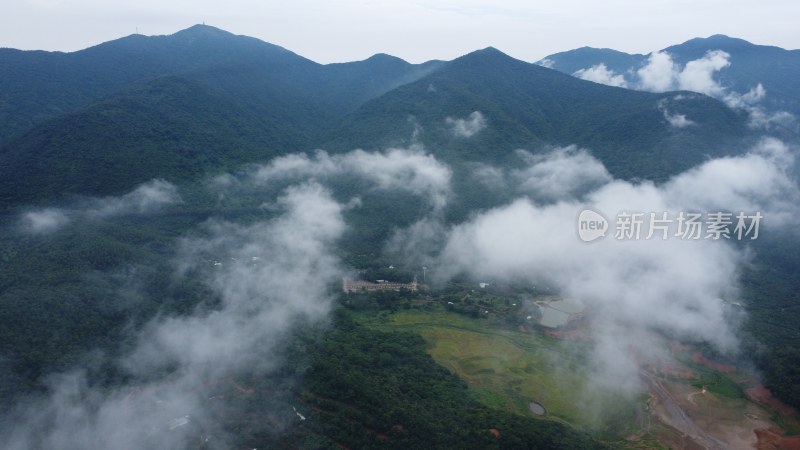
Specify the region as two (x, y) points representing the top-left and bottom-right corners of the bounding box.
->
(3, 0), (798, 63)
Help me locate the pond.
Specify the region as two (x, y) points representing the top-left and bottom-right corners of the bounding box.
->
(529, 401), (546, 415)
(536, 297), (584, 328)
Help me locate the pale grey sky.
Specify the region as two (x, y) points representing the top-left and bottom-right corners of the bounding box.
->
(2, 0), (798, 63)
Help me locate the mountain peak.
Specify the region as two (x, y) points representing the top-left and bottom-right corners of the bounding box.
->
(173, 24), (232, 37)
(474, 46), (505, 56)
(457, 46), (518, 63)
(168, 24), (240, 44)
(671, 34), (756, 52)
(364, 53), (409, 64)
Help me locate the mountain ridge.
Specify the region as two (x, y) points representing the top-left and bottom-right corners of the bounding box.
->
(327, 45), (748, 181)
(538, 35), (800, 116)
(0, 24), (439, 145)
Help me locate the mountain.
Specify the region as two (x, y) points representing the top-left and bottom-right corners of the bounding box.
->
(0, 25), (443, 208)
(328, 47), (749, 181)
(1, 33), (755, 210)
(538, 35), (800, 116)
(2, 26), (800, 448)
(0, 76), (301, 206)
(539, 46), (645, 77)
(0, 24), (440, 146)
(0, 43), (753, 210)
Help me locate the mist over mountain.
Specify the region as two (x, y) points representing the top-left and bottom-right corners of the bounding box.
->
(539, 35), (800, 126)
(327, 46), (750, 181)
(2, 25), (800, 449)
(1, 28), (759, 210)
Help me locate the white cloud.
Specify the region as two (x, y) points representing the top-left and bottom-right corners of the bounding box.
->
(633, 50), (796, 130)
(637, 51), (678, 92)
(434, 138), (798, 394)
(2, 182), (346, 449)
(636, 50), (730, 95)
(724, 83), (766, 109)
(470, 162), (507, 190)
(445, 111), (487, 138)
(83, 179), (182, 219)
(237, 146), (452, 211)
(513, 146), (613, 201)
(658, 99), (696, 128)
(664, 110), (695, 128)
(663, 137), (798, 224)
(677, 49), (730, 96)
(573, 63), (629, 88)
(130, 182), (343, 373)
(747, 108), (797, 130)
(16, 179), (182, 235)
(18, 209), (71, 234)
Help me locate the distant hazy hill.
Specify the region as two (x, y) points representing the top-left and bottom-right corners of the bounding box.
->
(0, 24), (440, 146)
(329, 47), (749, 180)
(539, 35), (800, 116)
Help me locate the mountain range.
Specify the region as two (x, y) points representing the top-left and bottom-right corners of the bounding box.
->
(2, 25), (800, 449)
(2, 25), (784, 210)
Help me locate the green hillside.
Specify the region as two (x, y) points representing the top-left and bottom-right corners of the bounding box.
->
(0, 76), (302, 207)
(329, 47), (750, 181)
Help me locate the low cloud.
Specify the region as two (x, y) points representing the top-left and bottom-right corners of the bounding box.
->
(574, 50), (796, 130)
(445, 111), (487, 138)
(2, 140), (461, 447)
(512, 146), (612, 201)
(663, 110), (695, 128)
(470, 162), (507, 190)
(84, 179), (181, 219)
(658, 99), (696, 128)
(433, 139), (798, 394)
(573, 64), (629, 88)
(677, 50), (730, 96)
(663, 137), (798, 225)
(637, 50), (729, 96)
(637, 51), (678, 92)
(1, 182), (346, 449)
(16, 179), (181, 235)
(224, 146), (452, 211)
(18, 208), (71, 234)
(537, 58), (555, 69)
(637, 51), (796, 129)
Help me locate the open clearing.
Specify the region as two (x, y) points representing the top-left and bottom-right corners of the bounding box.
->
(358, 311), (645, 436)
(359, 310), (800, 449)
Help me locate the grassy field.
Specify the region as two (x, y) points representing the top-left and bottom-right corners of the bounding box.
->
(354, 308), (800, 449)
(357, 310), (646, 436)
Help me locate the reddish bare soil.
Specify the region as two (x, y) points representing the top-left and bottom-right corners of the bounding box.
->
(544, 329), (589, 340)
(755, 428), (800, 450)
(651, 361), (697, 380)
(746, 385), (798, 416)
(691, 352), (737, 373)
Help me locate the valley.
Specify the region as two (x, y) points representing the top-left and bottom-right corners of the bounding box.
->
(355, 299), (800, 449)
(1, 20), (799, 450)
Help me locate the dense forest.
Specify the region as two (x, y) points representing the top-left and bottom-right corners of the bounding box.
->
(1, 23), (800, 449)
